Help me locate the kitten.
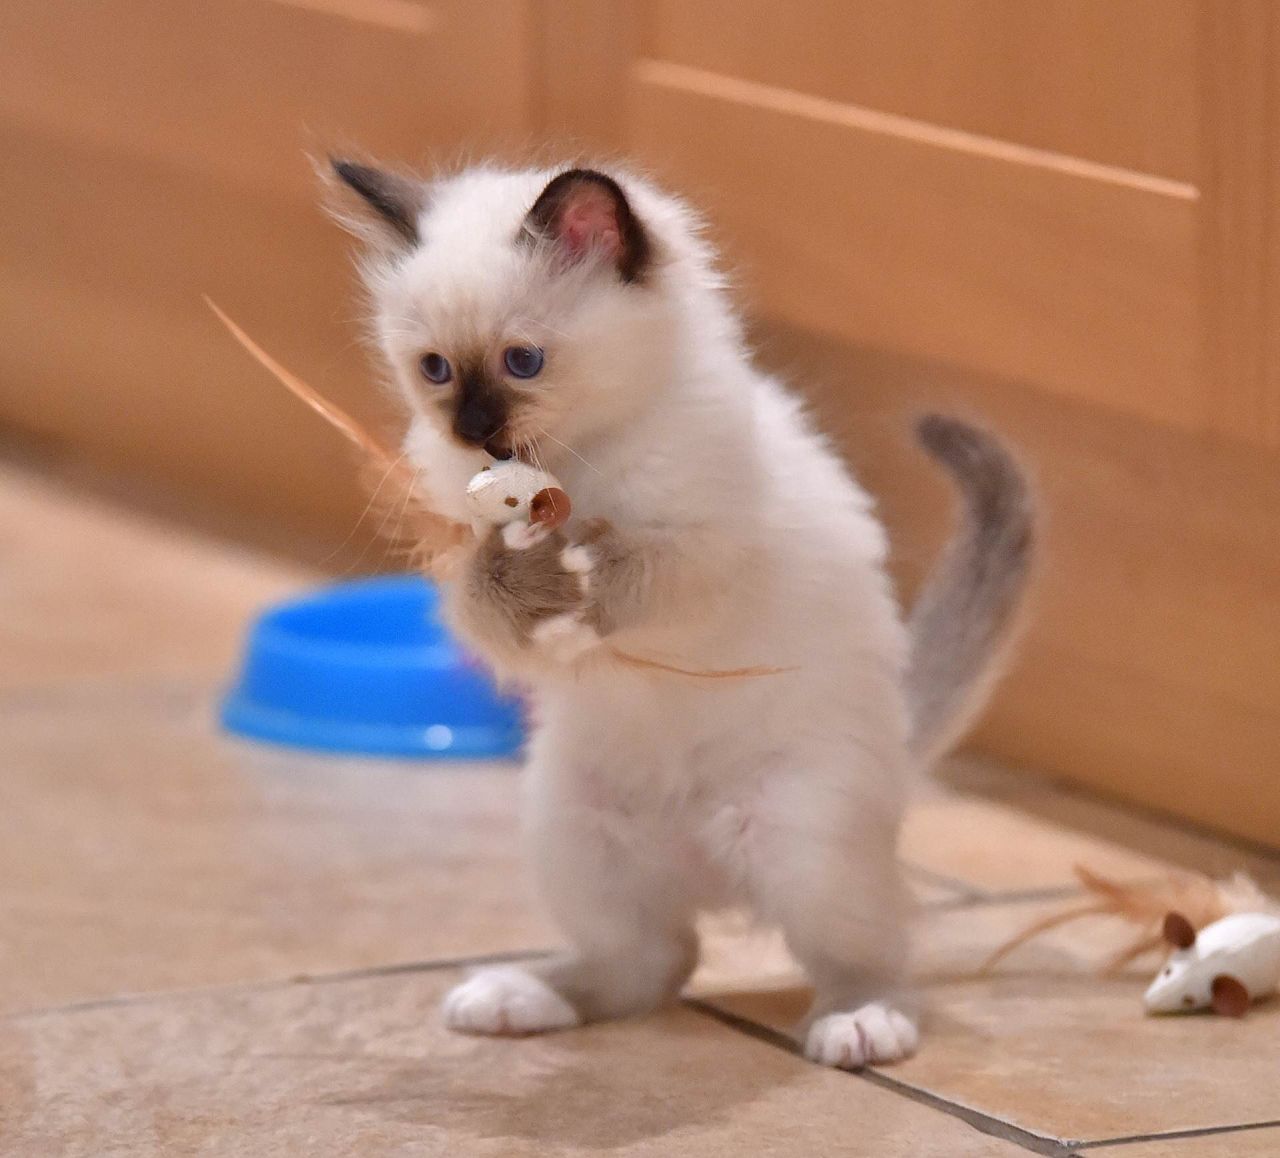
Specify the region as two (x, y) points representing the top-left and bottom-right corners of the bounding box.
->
(328, 160), (1033, 1067)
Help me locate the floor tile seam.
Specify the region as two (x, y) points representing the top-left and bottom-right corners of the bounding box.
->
(682, 997), (1076, 1157)
(3, 947), (553, 1024)
(1074, 1120), (1280, 1150)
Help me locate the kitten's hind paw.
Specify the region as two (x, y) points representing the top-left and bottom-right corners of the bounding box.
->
(804, 1002), (918, 1069)
(442, 966), (581, 1036)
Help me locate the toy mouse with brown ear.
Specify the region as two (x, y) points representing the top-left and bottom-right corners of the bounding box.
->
(464, 460), (571, 541)
(1144, 910), (1280, 1016)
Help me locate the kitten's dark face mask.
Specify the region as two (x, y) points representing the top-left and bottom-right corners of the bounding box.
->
(414, 347), (544, 459)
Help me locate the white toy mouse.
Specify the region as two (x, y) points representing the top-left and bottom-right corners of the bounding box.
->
(1144, 910), (1280, 1016)
(464, 460), (571, 532)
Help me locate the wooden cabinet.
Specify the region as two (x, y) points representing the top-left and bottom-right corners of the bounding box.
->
(564, 0), (1280, 845)
(3, 2), (1277, 844)
(0, 0), (536, 547)
(617, 1), (1275, 441)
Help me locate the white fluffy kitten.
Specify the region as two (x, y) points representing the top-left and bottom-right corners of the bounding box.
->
(329, 160), (1033, 1068)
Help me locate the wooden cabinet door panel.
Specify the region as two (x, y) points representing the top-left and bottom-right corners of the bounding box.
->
(632, 59), (1201, 429)
(0, 0), (534, 548)
(646, 0), (1199, 181)
(549, 0), (1280, 845)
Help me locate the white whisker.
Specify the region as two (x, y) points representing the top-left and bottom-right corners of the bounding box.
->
(322, 451), (408, 565)
(348, 463), (417, 574)
(515, 317), (570, 341)
(524, 439), (564, 521)
(378, 463), (419, 568)
(534, 424), (603, 475)
(377, 466), (422, 572)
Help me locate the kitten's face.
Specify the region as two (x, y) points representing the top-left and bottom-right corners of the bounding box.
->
(334, 165), (678, 466)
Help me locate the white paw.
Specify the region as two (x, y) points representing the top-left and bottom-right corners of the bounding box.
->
(559, 544), (594, 593)
(804, 1002), (919, 1069)
(441, 966), (581, 1036)
(501, 521), (548, 551)
(531, 611), (602, 662)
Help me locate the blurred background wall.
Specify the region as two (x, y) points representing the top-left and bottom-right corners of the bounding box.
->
(2, 1), (1278, 845)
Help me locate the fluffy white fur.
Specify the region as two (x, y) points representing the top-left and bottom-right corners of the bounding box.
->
(351, 165), (947, 1068)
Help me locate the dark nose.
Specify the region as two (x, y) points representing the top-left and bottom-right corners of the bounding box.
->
(452, 392), (507, 449)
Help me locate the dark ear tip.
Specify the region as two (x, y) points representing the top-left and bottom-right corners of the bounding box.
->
(330, 158), (361, 184)
(327, 158), (422, 245)
(526, 169), (625, 221)
(330, 158), (383, 191)
(560, 168), (620, 189)
(542, 167), (615, 188)
(525, 166), (650, 283)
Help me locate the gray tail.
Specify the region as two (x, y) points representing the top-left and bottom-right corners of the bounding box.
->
(906, 415), (1035, 765)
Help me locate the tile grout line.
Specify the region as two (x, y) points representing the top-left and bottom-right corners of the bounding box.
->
(6, 947), (553, 1024)
(903, 863), (989, 902)
(1073, 1119), (1280, 1150)
(0, 676), (212, 715)
(930, 883), (1086, 909)
(688, 997), (1280, 1154)
(11, 930), (1279, 1153)
(684, 998), (1078, 1158)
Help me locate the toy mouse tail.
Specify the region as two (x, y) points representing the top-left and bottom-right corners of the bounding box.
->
(905, 415), (1036, 767)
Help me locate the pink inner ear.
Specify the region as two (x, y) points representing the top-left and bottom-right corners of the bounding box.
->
(558, 186), (622, 262)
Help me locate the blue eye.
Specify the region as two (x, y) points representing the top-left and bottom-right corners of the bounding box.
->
(503, 345), (544, 379)
(419, 352), (452, 384)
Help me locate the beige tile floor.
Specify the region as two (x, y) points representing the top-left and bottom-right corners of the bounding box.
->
(3, 459), (1279, 1157)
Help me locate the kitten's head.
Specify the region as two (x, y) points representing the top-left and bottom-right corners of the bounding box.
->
(328, 160), (682, 465)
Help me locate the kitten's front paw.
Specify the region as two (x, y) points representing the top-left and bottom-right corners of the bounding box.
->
(459, 519), (623, 661)
(530, 611), (602, 663)
(804, 1003), (919, 1069)
(442, 966), (581, 1036)
(466, 524), (587, 642)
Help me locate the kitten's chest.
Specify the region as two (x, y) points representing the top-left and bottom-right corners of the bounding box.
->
(553, 740), (762, 907)
(554, 439), (696, 527)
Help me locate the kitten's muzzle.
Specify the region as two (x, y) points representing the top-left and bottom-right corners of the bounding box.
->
(452, 395), (509, 454)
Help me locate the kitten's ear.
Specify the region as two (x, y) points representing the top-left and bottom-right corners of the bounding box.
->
(325, 157), (424, 250)
(522, 168), (650, 283)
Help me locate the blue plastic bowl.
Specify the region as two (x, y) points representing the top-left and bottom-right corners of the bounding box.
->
(220, 575), (524, 759)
